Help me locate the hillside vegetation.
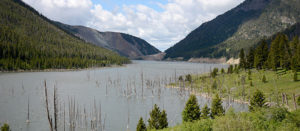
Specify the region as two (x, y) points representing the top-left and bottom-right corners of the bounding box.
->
(0, 0), (129, 71)
(165, 0), (300, 59)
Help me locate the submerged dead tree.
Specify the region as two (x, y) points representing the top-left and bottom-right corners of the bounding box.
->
(44, 80), (58, 131)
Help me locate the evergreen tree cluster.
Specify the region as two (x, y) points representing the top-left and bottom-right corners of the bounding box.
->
(182, 94), (224, 122)
(0, 0), (129, 71)
(242, 34), (300, 71)
(137, 104), (168, 130)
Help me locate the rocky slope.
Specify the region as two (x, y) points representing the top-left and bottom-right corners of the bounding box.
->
(55, 22), (161, 59)
(165, 0), (300, 59)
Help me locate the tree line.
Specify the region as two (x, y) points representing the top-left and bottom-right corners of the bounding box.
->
(239, 34), (300, 71)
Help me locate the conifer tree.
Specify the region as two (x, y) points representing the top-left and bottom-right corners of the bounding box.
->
(268, 34), (281, 70)
(137, 117), (147, 131)
(239, 48), (246, 69)
(221, 68), (225, 74)
(291, 40), (300, 71)
(148, 104), (168, 130)
(246, 47), (255, 69)
(182, 95), (201, 122)
(249, 90), (266, 111)
(279, 34), (291, 69)
(254, 40), (268, 69)
(201, 104), (210, 119)
(159, 110), (168, 129)
(148, 104), (161, 129)
(211, 94), (224, 118)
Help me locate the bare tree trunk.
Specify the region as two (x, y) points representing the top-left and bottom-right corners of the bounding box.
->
(53, 87), (58, 131)
(44, 80), (53, 131)
(285, 93), (288, 106)
(293, 94), (297, 110)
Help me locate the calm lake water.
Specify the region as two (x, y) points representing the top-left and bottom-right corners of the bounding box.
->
(0, 60), (248, 131)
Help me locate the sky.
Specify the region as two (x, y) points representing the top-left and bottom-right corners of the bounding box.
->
(23, 0), (244, 51)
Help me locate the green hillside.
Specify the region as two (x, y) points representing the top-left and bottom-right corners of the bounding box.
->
(0, 0), (129, 71)
(165, 0), (300, 60)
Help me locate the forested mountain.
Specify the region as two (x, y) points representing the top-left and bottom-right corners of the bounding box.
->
(263, 22), (300, 45)
(165, 0), (300, 60)
(54, 22), (161, 59)
(0, 0), (129, 71)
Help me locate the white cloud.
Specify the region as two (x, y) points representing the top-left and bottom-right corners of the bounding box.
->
(23, 0), (92, 25)
(23, 0), (244, 51)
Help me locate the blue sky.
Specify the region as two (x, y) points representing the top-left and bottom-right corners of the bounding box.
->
(94, 0), (168, 12)
(23, 0), (244, 51)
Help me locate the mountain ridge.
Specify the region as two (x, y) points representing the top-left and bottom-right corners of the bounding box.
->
(54, 22), (161, 59)
(165, 0), (300, 59)
(0, 0), (129, 70)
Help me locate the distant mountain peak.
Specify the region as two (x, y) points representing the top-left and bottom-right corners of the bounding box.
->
(54, 22), (161, 59)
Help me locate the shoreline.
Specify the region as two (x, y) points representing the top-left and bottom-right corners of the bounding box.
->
(0, 64), (127, 73)
(166, 85), (250, 105)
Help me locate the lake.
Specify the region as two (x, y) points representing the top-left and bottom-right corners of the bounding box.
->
(0, 60), (248, 131)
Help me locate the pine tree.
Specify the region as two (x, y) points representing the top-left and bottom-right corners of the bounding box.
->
(249, 90), (266, 111)
(201, 104), (210, 119)
(227, 65), (233, 74)
(279, 34), (291, 69)
(291, 39), (300, 71)
(159, 110), (168, 129)
(294, 72), (298, 82)
(246, 47), (255, 69)
(148, 104), (168, 130)
(137, 117), (147, 131)
(239, 48), (246, 69)
(254, 40), (268, 69)
(268, 34), (281, 70)
(148, 104), (161, 129)
(211, 94), (224, 118)
(182, 95), (201, 122)
(221, 68), (225, 74)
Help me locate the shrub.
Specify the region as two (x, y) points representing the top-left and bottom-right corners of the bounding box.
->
(211, 80), (217, 90)
(294, 72), (298, 82)
(221, 68), (225, 74)
(201, 104), (210, 119)
(185, 74), (192, 83)
(268, 107), (289, 122)
(262, 75), (267, 83)
(1, 123), (9, 131)
(250, 81), (253, 86)
(137, 117), (147, 131)
(248, 70), (252, 80)
(178, 76), (183, 81)
(297, 96), (300, 106)
(249, 90), (266, 111)
(211, 68), (218, 78)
